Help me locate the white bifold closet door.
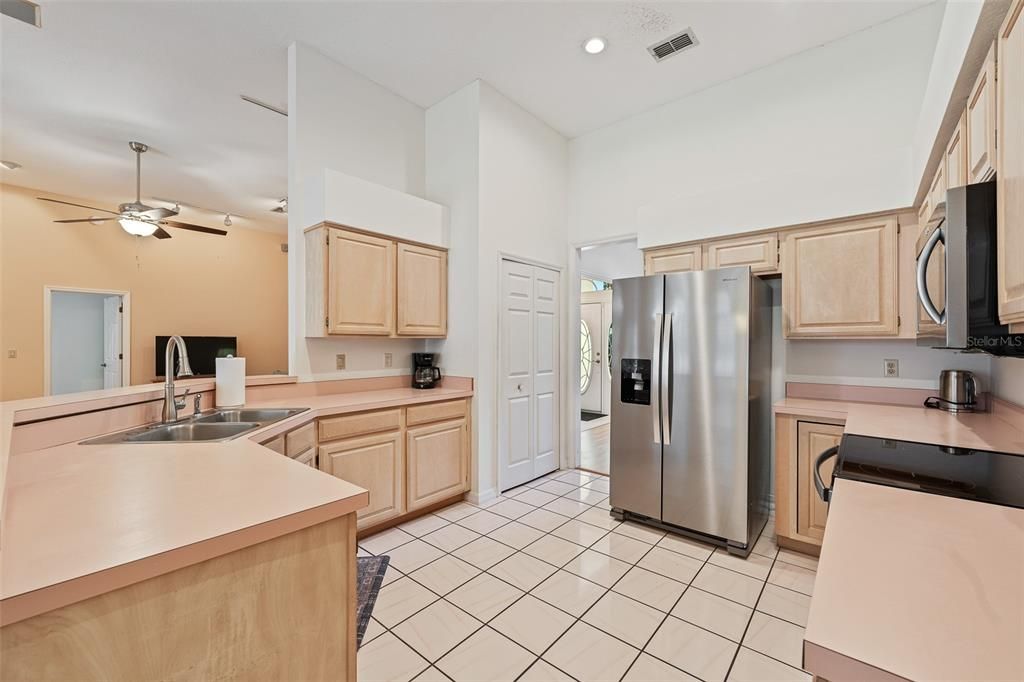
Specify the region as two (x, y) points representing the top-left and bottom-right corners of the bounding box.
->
(499, 259), (560, 491)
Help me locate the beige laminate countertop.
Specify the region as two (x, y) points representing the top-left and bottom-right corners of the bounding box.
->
(773, 397), (1024, 454)
(804, 479), (1024, 682)
(0, 385), (472, 626)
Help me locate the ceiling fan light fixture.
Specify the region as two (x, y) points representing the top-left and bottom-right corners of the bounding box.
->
(119, 216), (158, 237)
(224, 213), (232, 227)
(583, 37), (607, 55)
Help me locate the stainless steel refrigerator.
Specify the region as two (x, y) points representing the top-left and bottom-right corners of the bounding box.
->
(609, 267), (772, 556)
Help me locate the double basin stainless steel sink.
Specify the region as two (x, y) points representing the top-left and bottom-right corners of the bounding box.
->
(83, 407), (309, 444)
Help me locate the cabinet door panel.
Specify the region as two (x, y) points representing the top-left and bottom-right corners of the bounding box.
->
(945, 111), (967, 190)
(929, 160), (946, 212)
(319, 430), (404, 528)
(968, 45), (997, 183)
(407, 418), (469, 511)
(999, 0), (1024, 324)
(796, 422), (843, 542)
(644, 245), (701, 274)
(327, 228), (395, 335)
(397, 243), (448, 337)
(703, 233), (779, 274)
(782, 217), (899, 337)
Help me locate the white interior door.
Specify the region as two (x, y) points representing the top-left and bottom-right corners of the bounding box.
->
(499, 259), (560, 490)
(102, 295), (123, 388)
(580, 302), (603, 413)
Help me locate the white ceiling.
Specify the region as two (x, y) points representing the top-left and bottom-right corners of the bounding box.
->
(1, 1), (936, 231)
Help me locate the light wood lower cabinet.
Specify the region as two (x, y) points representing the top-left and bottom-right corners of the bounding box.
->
(317, 399), (471, 531)
(320, 430), (405, 529)
(998, 0), (1024, 325)
(703, 233), (779, 274)
(776, 413), (845, 554)
(644, 244), (701, 274)
(796, 421), (843, 542)
(782, 216), (899, 337)
(407, 418), (470, 512)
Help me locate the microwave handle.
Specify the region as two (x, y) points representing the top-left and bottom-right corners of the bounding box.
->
(814, 445), (840, 503)
(916, 225), (946, 326)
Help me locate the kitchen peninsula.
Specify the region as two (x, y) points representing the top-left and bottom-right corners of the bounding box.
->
(0, 375), (473, 681)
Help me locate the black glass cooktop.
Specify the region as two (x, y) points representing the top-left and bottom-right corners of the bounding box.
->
(835, 434), (1024, 509)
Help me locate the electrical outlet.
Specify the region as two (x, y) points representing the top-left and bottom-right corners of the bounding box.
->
(384, 352), (393, 368)
(884, 359), (899, 378)
(6, 349), (16, 359)
(336, 353), (346, 370)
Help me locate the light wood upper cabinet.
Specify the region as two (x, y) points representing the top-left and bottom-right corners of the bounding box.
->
(703, 233), (779, 274)
(998, 0), (1024, 325)
(397, 242), (448, 337)
(968, 44), (998, 183)
(644, 244), (701, 275)
(945, 110), (968, 190)
(305, 224), (448, 337)
(796, 421), (843, 542)
(406, 417), (470, 512)
(929, 157), (947, 212)
(782, 216), (899, 337)
(319, 430), (405, 529)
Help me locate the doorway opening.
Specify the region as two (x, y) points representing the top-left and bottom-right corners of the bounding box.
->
(44, 287), (130, 395)
(575, 238), (644, 474)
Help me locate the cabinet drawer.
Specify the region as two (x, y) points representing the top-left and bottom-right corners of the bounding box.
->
(319, 408), (402, 442)
(286, 422), (315, 457)
(261, 434), (286, 455)
(406, 399), (467, 426)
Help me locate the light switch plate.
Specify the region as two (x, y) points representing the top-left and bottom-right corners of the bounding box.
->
(384, 352), (393, 368)
(6, 349), (16, 359)
(336, 354), (346, 370)
(883, 359), (899, 377)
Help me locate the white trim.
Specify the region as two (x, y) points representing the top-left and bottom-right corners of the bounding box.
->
(43, 286), (132, 396)
(495, 252), (567, 495)
(467, 487), (499, 506)
(567, 234), (640, 471)
(785, 373), (940, 389)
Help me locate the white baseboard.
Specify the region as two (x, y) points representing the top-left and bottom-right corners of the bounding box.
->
(468, 488), (499, 506)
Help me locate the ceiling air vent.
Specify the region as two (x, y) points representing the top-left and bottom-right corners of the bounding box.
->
(648, 28), (698, 62)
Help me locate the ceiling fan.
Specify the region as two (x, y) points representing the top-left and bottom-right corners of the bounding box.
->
(37, 142), (227, 239)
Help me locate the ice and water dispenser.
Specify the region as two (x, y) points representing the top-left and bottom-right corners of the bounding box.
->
(620, 359), (651, 405)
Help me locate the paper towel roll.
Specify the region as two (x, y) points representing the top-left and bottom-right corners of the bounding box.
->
(215, 356), (246, 407)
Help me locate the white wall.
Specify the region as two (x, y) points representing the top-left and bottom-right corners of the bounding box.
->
(579, 239), (644, 282)
(992, 357), (1024, 405)
(568, 3), (944, 248)
(50, 291), (105, 394)
(287, 42), (428, 380)
(426, 81), (569, 501)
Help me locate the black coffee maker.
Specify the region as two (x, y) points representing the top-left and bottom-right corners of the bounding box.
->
(412, 353), (441, 389)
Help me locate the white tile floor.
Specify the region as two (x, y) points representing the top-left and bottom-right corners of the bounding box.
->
(357, 469), (814, 682)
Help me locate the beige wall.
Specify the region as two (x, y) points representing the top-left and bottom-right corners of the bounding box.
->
(0, 184), (288, 400)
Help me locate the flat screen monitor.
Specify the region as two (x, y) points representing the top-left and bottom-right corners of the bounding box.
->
(155, 336), (237, 377)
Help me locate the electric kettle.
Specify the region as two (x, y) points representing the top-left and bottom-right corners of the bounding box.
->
(924, 369), (979, 413)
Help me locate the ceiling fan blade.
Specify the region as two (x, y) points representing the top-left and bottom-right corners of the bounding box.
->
(153, 227), (172, 239)
(161, 220), (227, 236)
(53, 217), (118, 223)
(141, 206), (176, 220)
(38, 197), (120, 215)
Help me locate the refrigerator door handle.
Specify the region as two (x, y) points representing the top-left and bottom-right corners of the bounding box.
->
(652, 313), (663, 444)
(661, 313), (672, 445)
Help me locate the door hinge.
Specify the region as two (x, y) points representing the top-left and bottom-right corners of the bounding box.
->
(326, 233), (329, 245)
(118, 353), (123, 359)
(325, 316), (329, 328)
(118, 305), (123, 313)
(897, 223), (901, 235)
(898, 315), (902, 327)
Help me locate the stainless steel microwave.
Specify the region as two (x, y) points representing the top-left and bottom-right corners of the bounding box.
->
(916, 181), (1024, 356)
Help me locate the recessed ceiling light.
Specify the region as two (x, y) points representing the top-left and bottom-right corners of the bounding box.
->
(0, 160), (22, 170)
(583, 37), (607, 55)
